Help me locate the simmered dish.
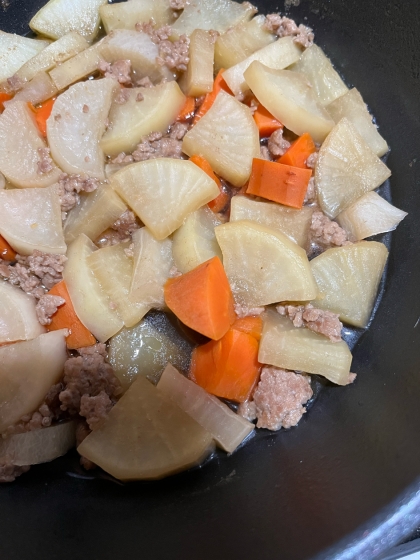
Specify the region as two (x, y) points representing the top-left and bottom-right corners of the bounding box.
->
(0, 0), (407, 482)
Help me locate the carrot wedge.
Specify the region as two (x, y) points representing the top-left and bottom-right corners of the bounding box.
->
(0, 235), (16, 261)
(46, 280), (96, 349)
(0, 93), (12, 113)
(246, 158), (312, 209)
(193, 69), (231, 124)
(253, 103), (283, 137)
(177, 96), (195, 121)
(278, 132), (316, 169)
(232, 315), (263, 341)
(28, 97), (55, 137)
(189, 154), (230, 213)
(164, 256), (236, 340)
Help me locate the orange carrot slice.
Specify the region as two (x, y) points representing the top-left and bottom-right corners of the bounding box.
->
(0, 235), (16, 261)
(164, 256), (236, 340)
(253, 103), (283, 137)
(0, 93), (12, 113)
(232, 315), (263, 341)
(246, 158), (312, 209)
(28, 97), (55, 137)
(193, 69), (232, 124)
(278, 132), (316, 169)
(177, 96), (195, 121)
(189, 154), (230, 213)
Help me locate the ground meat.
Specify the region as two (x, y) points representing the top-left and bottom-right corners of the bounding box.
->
(136, 76), (154, 88)
(277, 303), (343, 342)
(111, 210), (141, 241)
(264, 14), (314, 48)
(259, 145), (272, 161)
(238, 367), (313, 430)
(37, 147), (54, 174)
(0, 464), (30, 483)
(156, 34), (190, 72)
(304, 177), (317, 205)
(98, 59), (132, 85)
(35, 294), (66, 325)
(124, 243), (135, 258)
(306, 152), (318, 169)
(58, 173), (99, 216)
(237, 400), (257, 422)
(309, 211), (351, 253)
(168, 121), (190, 140)
(170, 0), (185, 9)
(267, 128), (291, 158)
(131, 131), (183, 161)
(80, 391), (113, 430)
(234, 303), (265, 319)
(114, 87), (131, 105)
(169, 265), (182, 278)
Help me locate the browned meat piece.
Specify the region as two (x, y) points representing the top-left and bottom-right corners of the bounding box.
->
(157, 35), (190, 72)
(35, 294), (66, 325)
(58, 173), (99, 216)
(168, 121), (190, 140)
(114, 87), (131, 105)
(112, 210), (141, 238)
(234, 303), (265, 319)
(304, 177), (317, 205)
(267, 128), (291, 158)
(136, 76), (153, 88)
(277, 303), (343, 342)
(136, 22), (172, 43)
(237, 400), (257, 422)
(0, 464), (30, 483)
(309, 211), (351, 253)
(264, 14), (314, 47)
(80, 391), (113, 430)
(259, 145), (272, 161)
(238, 367), (313, 430)
(131, 131), (183, 161)
(98, 59), (132, 85)
(306, 152), (318, 169)
(37, 147), (54, 174)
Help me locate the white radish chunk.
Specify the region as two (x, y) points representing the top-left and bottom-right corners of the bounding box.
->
(0, 31), (49, 83)
(47, 78), (116, 180)
(0, 186), (66, 255)
(100, 0), (173, 34)
(180, 30), (215, 97)
(12, 72), (58, 106)
(182, 91), (260, 187)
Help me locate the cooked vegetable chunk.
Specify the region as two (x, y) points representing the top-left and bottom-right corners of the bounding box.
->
(180, 30), (215, 97)
(100, 0), (173, 34)
(0, 282), (45, 345)
(0, 31), (49, 84)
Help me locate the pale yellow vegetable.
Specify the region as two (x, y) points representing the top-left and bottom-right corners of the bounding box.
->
(182, 91), (260, 187)
(0, 422), (76, 466)
(0, 330), (68, 433)
(326, 88), (389, 157)
(215, 220), (318, 307)
(0, 282), (46, 345)
(230, 196), (313, 249)
(101, 82), (186, 157)
(244, 62), (335, 143)
(158, 364), (254, 453)
(0, 101), (61, 188)
(310, 241), (389, 328)
(180, 30), (215, 97)
(100, 0), (173, 33)
(111, 159), (220, 240)
(0, 186), (66, 255)
(259, 310), (352, 385)
(47, 78), (116, 180)
(0, 31), (49, 84)
(315, 117), (391, 218)
(291, 44), (348, 106)
(63, 234), (124, 342)
(172, 206), (223, 274)
(336, 191), (407, 241)
(214, 14), (275, 71)
(222, 36), (302, 96)
(12, 72), (58, 105)
(77, 375), (215, 481)
(29, 0), (107, 41)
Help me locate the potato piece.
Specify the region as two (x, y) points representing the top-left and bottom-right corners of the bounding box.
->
(0, 282), (45, 345)
(12, 72), (58, 105)
(310, 241), (389, 328)
(0, 101), (61, 188)
(171, 0), (256, 38)
(244, 62), (335, 143)
(180, 30), (215, 97)
(77, 375), (214, 481)
(315, 118), (391, 218)
(336, 191), (407, 241)
(230, 196), (312, 249)
(182, 91), (259, 187)
(214, 15), (275, 71)
(215, 220), (318, 307)
(108, 311), (193, 390)
(0, 330), (68, 433)
(222, 36), (302, 97)
(327, 88), (389, 157)
(172, 207), (223, 274)
(29, 0), (107, 41)
(0, 31), (49, 84)
(0, 186), (66, 255)
(259, 310), (352, 385)
(100, 0), (173, 33)
(101, 82), (186, 157)
(63, 234), (124, 342)
(291, 44), (348, 106)
(64, 185), (127, 243)
(47, 78), (116, 180)
(111, 159), (219, 240)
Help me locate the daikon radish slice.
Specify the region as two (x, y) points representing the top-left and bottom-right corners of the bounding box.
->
(100, 0), (173, 34)
(0, 31), (49, 83)
(180, 30), (215, 97)
(12, 72), (57, 106)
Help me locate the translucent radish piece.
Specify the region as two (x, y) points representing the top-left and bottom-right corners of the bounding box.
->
(87, 242), (149, 328)
(0, 330), (68, 433)
(63, 234), (123, 342)
(0, 101), (61, 188)
(0, 282), (45, 345)
(291, 44), (348, 106)
(47, 78), (116, 180)
(77, 375), (214, 481)
(100, 0), (173, 34)
(215, 220), (318, 307)
(180, 30), (215, 97)
(64, 185), (127, 244)
(171, 0), (256, 38)
(336, 191), (407, 241)
(0, 421), (76, 466)
(108, 311), (193, 390)
(315, 118), (391, 218)
(29, 0), (107, 41)
(222, 36), (302, 96)
(182, 91), (260, 187)
(0, 186), (66, 256)
(214, 15), (275, 72)
(259, 310), (352, 385)
(326, 88), (389, 157)
(244, 62), (335, 143)
(172, 206), (223, 274)
(158, 364), (254, 453)
(310, 241), (389, 328)
(111, 159), (219, 240)
(13, 32), (89, 85)
(130, 228), (173, 309)
(101, 82), (186, 157)
(12, 72), (58, 106)
(0, 31), (49, 83)
(230, 196), (313, 249)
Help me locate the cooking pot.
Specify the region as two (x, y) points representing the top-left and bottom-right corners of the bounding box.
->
(1, 0), (420, 558)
